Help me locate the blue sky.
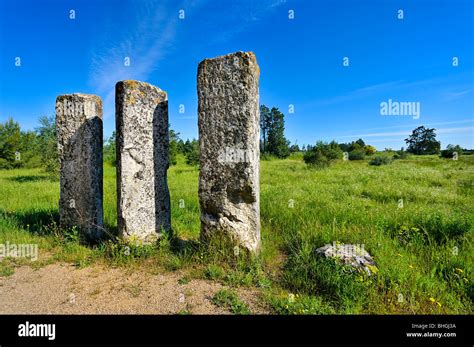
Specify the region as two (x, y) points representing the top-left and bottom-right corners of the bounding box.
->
(1, 0), (473, 149)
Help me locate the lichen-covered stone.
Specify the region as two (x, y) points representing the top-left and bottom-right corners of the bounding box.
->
(56, 93), (103, 240)
(315, 242), (378, 276)
(197, 51), (261, 253)
(116, 80), (170, 244)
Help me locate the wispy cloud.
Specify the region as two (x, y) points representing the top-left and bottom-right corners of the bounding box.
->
(333, 126), (474, 139)
(88, 0), (206, 120)
(442, 88), (474, 101)
(306, 73), (474, 109)
(203, 0), (287, 45)
(338, 118), (474, 134)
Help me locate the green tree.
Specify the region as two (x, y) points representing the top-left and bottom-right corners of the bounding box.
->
(289, 143), (300, 153)
(36, 115), (59, 176)
(405, 126), (441, 155)
(304, 141), (343, 168)
(185, 139), (199, 166)
(104, 131), (116, 166)
(440, 144), (463, 159)
(260, 105), (272, 153)
(169, 128), (180, 166)
(0, 118), (22, 169)
(355, 138), (365, 148)
(19, 130), (41, 167)
(364, 145), (377, 155)
(266, 107), (290, 158)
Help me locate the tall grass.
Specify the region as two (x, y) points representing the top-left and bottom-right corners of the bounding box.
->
(0, 154), (472, 314)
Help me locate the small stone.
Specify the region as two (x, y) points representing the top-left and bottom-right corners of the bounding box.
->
(315, 242), (378, 276)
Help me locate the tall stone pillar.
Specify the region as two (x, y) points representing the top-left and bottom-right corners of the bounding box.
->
(197, 51), (261, 254)
(115, 80), (170, 244)
(56, 93), (103, 241)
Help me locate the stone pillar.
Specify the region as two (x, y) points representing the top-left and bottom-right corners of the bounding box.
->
(56, 93), (103, 241)
(197, 51), (261, 254)
(115, 80), (170, 244)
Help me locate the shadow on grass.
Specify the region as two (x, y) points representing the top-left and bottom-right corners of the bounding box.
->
(0, 207), (59, 235)
(170, 236), (200, 256)
(6, 175), (55, 183)
(0, 207), (200, 262)
(0, 208), (116, 241)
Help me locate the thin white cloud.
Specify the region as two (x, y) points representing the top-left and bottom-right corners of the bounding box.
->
(88, 0), (206, 120)
(442, 88), (474, 101)
(338, 118), (474, 134)
(334, 126), (474, 139)
(204, 0), (287, 45)
(306, 73), (474, 109)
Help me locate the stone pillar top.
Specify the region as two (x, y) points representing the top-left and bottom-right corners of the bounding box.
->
(116, 80), (167, 100)
(56, 93), (103, 101)
(56, 94), (103, 120)
(198, 51), (258, 70)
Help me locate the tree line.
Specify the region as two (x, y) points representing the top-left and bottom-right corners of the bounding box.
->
(0, 112), (467, 173)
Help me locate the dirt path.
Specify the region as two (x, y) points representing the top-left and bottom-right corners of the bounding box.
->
(0, 263), (269, 314)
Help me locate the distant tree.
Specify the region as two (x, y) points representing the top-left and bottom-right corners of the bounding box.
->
(393, 148), (408, 160)
(176, 138), (185, 154)
(182, 139), (194, 155)
(304, 148), (329, 169)
(304, 141), (342, 168)
(185, 139), (199, 167)
(339, 142), (351, 152)
(355, 138), (365, 148)
(440, 144), (463, 159)
(0, 118), (22, 169)
(405, 126), (441, 155)
(326, 140), (343, 160)
(103, 131), (116, 166)
(266, 107), (290, 158)
(19, 130), (41, 167)
(36, 115), (59, 175)
(260, 105), (272, 153)
(289, 143), (300, 153)
(169, 128), (180, 166)
(364, 145), (377, 155)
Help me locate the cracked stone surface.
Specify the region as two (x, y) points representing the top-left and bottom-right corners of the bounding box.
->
(56, 93), (103, 240)
(115, 80), (170, 243)
(197, 51), (261, 253)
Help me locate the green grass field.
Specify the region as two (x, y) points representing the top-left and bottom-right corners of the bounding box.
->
(0, 154), (472, 314)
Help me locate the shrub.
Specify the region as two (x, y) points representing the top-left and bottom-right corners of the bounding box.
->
(185, 140), (199, 166)
(369, 156), (392, 166)
(36, 116), (59, 177)
(393, 149), (408, 160)
(440, 144), (463, 159)
(348, 149), (365, 160)
(364, 145), (377, 155)
(283, 247), (371, 310)
(303, 150), (330, 169)
(303, 141), (342, 169)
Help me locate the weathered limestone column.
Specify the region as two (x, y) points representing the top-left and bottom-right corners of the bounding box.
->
(115, 80), (170, 244)
(197, 51), (261, 253)
(56, 93), (103, 241)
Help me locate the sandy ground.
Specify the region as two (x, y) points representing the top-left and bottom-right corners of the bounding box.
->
(0, 263), (269, 314)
